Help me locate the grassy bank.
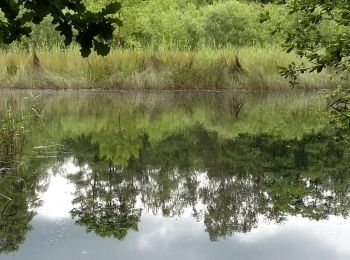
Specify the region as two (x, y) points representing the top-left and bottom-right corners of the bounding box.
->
(0, 46), (343, 90)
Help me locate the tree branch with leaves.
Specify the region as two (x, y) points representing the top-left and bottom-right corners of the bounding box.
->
(278, 1), (350, 86)
(261, 0), (350, 121)
(0, 0), (122, 57)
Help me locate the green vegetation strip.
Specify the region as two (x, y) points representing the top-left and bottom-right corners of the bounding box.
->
(0, 47), (342, 90)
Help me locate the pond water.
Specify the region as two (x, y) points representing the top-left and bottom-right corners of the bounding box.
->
(0, 91), (350, 260)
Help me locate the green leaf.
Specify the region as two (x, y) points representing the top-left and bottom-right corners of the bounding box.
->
(93, 40), (111, 56)
(101, 2), (121, 16)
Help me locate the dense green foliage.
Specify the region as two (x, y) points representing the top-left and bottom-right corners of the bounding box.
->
(0, 0), (121, 56)
(275, 0), (350, 84)
(256, 0), (350, 120)
(17, 0), (295, 50)
(7, 0), (340, 53)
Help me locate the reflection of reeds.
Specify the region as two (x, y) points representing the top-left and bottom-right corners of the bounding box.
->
(0, 108), (25, 173)
(0, 46), (344, 90)
(0, 92), (41, 175)
(0, 96), (41, 200)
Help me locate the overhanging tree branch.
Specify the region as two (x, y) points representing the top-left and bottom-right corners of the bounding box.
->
(0, 0), (122, 57)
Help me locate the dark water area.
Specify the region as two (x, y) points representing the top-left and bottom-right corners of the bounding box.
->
(0, 91), (349, 260)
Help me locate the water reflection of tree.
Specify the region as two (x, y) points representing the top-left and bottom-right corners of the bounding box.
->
(67, 136), (141, 240)
(65, 126), (350, 241)
(0, 175), (35, 253)
(0, 160), (46, 253)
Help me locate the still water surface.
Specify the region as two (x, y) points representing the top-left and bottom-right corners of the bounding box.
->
(0, 91), (349, 260)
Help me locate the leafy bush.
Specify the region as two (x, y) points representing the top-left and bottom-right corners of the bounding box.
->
(201, 1), (297, 47)
(202, 2), (255, 46)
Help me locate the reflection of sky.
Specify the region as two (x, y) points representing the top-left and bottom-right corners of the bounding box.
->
(2, 161), (350, 260)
